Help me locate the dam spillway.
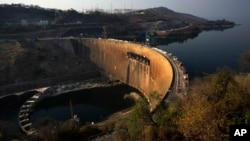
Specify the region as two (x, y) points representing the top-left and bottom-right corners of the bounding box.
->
(80, 38), (173, 110)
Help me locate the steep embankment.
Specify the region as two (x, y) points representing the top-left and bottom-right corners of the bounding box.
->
(0, 39), (97, 86)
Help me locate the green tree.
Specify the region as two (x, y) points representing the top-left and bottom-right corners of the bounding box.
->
(210, 67), (236, 98)
(156, 102), (183, 141)
(127, 97), (150, 139)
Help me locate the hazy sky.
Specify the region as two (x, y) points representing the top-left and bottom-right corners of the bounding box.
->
(1, 0), (249, 21)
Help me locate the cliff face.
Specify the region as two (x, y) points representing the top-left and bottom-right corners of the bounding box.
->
(0, 39), (97, 86)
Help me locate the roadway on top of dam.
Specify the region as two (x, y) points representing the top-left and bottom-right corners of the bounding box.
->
(151, 47), (189, 102)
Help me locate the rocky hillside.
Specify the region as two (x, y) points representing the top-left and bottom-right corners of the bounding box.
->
(0, 4), (235, 40)
(127, 7), (207, 24)
(0, 4), (217, 26)
(0, 4), (127, 26)
(0, 39), (97, 86)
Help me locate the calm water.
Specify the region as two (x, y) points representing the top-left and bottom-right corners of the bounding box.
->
(158, 18), (250, 78)
(1, 17), (249, 133)
(0, 84), (138, 132)
(30, 84), (137, 125)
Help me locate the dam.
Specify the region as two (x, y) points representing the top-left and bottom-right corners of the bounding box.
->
(0, 38), (174, 109)
(0, 37), (189, 135)
(80, 38), (174, 110)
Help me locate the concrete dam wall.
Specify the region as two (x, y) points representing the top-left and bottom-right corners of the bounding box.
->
(81, 38), (173, 110)
(0, 38), (173, 110)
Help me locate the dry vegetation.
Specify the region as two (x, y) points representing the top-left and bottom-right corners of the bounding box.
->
(1, 47), (249, 140)
(0, 39), (96, 86)
(178, 68), (250, 141)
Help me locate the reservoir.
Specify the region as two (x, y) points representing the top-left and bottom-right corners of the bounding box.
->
(157, 17), (250, 78)
(0, 17), (249, 134)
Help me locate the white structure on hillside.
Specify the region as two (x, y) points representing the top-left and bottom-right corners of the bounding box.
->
(39, 20), (49, 26)
(21, 19), (28, 26)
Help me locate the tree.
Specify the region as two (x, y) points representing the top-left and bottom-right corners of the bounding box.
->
(127, 97), (150, 139)
(30, 117), (59, 141)
(178, 81), (217, 141)
(178, 68), (250, 141)
(209, 67), (237, 101)
(156, 102), (183, 141)
(240, 51), (250, 72)
(58, 119), (82, 141)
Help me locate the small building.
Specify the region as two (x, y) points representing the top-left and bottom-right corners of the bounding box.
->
(145, 31), (156, 46)
(21, 19), (28, 26)
(135, 10), (145, 15)
(39, 20), (49, 26)
(76, 21), (82, 24)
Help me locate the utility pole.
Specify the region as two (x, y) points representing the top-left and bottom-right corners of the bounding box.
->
(111, 3), (113, 14)
(69, 99), (74, 118)
(103, 26), (107, 39)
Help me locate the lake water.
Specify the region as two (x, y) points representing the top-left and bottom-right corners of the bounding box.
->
(1, 16), (249, 134)
(157, 17), (250, 78)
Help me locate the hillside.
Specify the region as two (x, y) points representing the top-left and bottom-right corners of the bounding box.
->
(0, 39), (98, 86)
(0, 4), (206, 25)
(0, 4), (128, 26)
(127, 7), (207, 24)
(0, 4), (235, 43)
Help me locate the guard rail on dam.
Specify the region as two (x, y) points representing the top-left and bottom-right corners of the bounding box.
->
(80, 38), (173, 110)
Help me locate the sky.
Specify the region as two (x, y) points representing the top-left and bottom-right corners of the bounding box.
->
(1, 0), (250, 22)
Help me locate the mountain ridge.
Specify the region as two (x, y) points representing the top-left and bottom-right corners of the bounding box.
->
(0, 4), (235, 41)
(0, 4), (207, 25)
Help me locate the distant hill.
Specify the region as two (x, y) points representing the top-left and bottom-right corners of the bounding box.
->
(0, 4), (235, 41)
(0, 4), (207, 26)
(0, 4), (127, 25)
(130, 7), (207, 24)
(0, 4), (56, 24)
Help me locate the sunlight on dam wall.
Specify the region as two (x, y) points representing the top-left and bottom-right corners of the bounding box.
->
(81, 38), (173, 110)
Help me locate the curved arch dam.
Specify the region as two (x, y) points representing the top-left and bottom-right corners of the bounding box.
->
(80, 38), (173, 111)
(0, 37), (173, 111)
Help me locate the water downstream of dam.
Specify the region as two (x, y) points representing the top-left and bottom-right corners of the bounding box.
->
(1, 16), (249, 134)
(0, 84), (138, 132)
